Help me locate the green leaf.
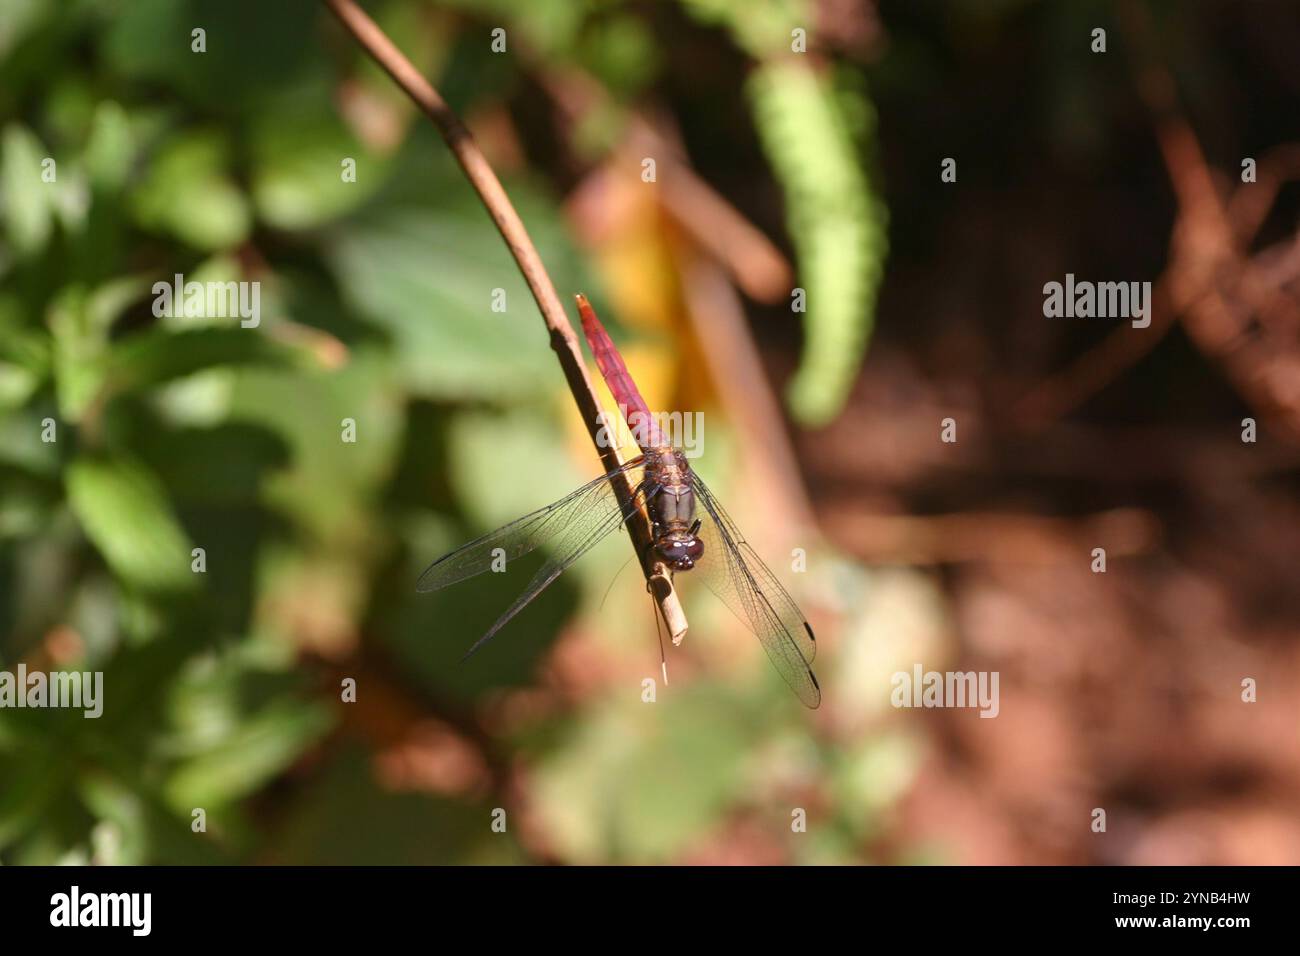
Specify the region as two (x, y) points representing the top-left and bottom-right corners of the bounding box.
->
(325, 205), (573, 401)
(77, 775), (149, 865)
(106, 326), (314, 394)
(103, 0), (323, 115)
(447, 408), (590, 532)
(65, 455), (196, 591)
(49, 286), (106, 420)
(163, 699), (332, 810)
(87, 273), (150, 332)
(1, 123), (55, 256)
(83, 101), (134, 192)
(131, 131), (250, 250)
(0, 0), (53, 62)
(747, 61), (888, 425)
(0, 360), (39, 407)
(251, 114), (383, 230)
(0, 408), (60, 476)
(48, 277), (149, 420)
(226, 354), (404, 541)
(680, 0), (810, 58)
(0, 293), (50, 375)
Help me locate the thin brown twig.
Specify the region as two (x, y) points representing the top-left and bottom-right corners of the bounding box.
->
(322, 0), (687, 639)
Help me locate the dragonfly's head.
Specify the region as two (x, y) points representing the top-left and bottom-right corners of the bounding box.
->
(656, 529), (703, 571)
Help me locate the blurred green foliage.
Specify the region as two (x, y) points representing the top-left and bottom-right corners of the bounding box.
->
(0, 0), (897, 864)
(683, 0), (887, 425)
(747, 60), (887, 424)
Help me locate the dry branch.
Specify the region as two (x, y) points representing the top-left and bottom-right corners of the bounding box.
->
(322, 0), (687, 639)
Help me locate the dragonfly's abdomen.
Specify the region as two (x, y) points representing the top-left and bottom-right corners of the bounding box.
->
(577, 294), (666, 449)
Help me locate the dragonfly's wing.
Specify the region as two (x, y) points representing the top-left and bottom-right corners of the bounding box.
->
(460, 477), (655, 660)
(689, 473), (821, 708)
(417, 457), (645, 593)
(417, 457), (655, 660)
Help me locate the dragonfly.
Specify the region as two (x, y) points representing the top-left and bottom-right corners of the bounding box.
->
(417, 294), (820, 708)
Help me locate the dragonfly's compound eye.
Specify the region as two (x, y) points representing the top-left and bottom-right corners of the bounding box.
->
(657, 535), (704, 571)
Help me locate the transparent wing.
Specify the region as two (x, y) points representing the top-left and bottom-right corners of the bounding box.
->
(417, 457), (645, 593)
(689, 473), (821, 708)
(417, 457), (654, 660)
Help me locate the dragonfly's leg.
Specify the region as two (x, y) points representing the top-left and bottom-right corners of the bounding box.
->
(649, 588), (669, 687)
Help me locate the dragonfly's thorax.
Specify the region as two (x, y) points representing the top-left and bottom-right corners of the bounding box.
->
(645, 447), (703, 571)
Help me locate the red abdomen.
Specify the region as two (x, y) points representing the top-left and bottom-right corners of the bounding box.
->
(576, 294), (666, 450)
